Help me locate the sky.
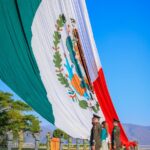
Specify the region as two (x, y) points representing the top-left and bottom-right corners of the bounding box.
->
(86, 0), (150, 126)
(0, 0), (150, 126)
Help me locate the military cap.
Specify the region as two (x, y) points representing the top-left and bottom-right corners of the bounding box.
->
(93, 114), (101, 119)
(113, 118), (120, 123)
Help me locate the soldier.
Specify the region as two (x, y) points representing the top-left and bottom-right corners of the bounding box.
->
(90, 114), (102, 150)
(111, 119), (121, 150)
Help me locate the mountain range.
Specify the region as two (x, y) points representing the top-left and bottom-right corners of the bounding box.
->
(123, 123), (150, 145)
(24, 123), (150, 145)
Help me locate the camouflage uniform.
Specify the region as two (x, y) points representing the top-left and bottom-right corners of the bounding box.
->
(111, 126), (121, 150)
(90, 123), (102, 150)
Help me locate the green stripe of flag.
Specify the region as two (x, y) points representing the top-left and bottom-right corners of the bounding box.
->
(0, 0), (54, 124)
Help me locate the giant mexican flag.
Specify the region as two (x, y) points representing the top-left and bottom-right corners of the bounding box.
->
(0, 0), (131, 146)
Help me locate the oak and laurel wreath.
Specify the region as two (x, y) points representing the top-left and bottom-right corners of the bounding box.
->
(52, 14), (69, 88)
(52, 14), (99, 112)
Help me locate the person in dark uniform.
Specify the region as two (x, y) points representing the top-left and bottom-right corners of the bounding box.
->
(111, 119), (121, 150)
(90, 114), (102, 150)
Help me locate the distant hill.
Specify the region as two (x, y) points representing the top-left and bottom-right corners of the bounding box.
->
(25, 124), (150, 145)
(123, 123), (150, 145)
(24, 125), (54, 144)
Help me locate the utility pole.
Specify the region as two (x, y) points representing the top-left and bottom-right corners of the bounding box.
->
(33, 132), (40, 150)
(6, 130), (13, 150)
(46, 132), (51, 150)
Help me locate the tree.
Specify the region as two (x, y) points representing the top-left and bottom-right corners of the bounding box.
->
(0, 91), (41, 145)
(53, 129), (69, 140)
